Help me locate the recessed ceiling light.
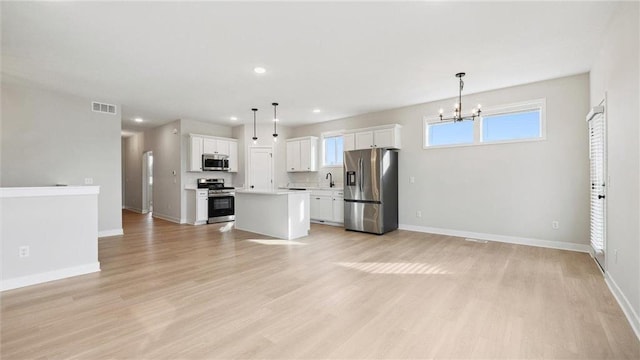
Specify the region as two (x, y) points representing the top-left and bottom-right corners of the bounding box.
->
(134, 117), (143, 123)
(230, 116), (238, 121)
(312, 109), (321, 113)
(253, 67), (266, 74)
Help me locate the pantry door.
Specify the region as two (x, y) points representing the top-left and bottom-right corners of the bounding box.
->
(248, 146), (273, 191)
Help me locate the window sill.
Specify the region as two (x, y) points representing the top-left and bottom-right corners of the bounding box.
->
(423, 136), (546, 150)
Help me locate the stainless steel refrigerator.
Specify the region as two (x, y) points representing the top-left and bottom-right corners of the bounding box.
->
(343, 148), (398, 234)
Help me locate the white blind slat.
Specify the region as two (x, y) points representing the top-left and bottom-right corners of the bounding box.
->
(589, 114), (605, 253)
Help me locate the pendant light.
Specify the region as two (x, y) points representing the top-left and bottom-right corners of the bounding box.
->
(438, 72), (482, 122)
(272, 102), (279, 142)
(251, 108), (258, 144)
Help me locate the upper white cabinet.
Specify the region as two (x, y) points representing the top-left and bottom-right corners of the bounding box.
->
(343, 133), (355, 152)
(227, 141), (238, 173)
(189, 136), (204, 172)
(286, 136), (318, 172)
(345, 124), (402, 150)
(203, 138), (231, 156)
(188, 134), (238, 172)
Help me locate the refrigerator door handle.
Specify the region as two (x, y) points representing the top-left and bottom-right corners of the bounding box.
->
(358, 158), (363, 193)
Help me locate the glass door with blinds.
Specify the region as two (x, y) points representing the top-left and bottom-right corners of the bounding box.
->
(588, 105), (606, 270)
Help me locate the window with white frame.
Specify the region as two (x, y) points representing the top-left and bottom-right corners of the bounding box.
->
(423, 99), (545, 148)
(322, 133), (344, 167)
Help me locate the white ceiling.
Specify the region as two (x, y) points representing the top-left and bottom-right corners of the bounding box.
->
(1, 1), (618, 130)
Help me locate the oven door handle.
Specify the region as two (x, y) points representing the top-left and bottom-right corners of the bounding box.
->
(209, 193), (235, 198)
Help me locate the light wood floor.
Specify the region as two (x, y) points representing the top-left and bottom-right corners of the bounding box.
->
(2, 211), (638, 359)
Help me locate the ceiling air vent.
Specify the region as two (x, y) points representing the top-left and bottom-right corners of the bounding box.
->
(91, 101), (117, 115)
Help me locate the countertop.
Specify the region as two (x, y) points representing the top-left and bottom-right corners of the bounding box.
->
(0, 186), (100, 198)
(236, 189), (311, 195)
(278, 186), (343, 191)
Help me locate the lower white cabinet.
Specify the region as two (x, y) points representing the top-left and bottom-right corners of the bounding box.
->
(332, 192), (344, 223)
(310, 189), (344, 223)
(311, 195), (333, 221)
(186, 189), (209, 225)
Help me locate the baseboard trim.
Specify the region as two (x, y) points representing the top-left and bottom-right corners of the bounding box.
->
(398, 224), (591, 253)
(604, 273), (640, 341)
(123, 206), (144, 214)
(98, 228), (123, 238)
(152, 212), (182, 224)
(1, 262), (101, 291)
(311, 220), (344, 227)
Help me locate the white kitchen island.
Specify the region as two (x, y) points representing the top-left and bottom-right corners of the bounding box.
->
(234, 190), (310, 240)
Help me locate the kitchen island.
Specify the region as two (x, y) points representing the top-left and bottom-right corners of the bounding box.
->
(234, 189), (310, 240)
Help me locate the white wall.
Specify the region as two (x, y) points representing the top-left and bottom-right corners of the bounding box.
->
(1, 78), (123, 234)
(589, 2), (639, 334)
(293, 74), (590, 248)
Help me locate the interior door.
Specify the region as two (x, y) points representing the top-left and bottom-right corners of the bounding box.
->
(588, 105), (606, 270)
(142, 151), (153, 213)
(249, 147), (273, 190)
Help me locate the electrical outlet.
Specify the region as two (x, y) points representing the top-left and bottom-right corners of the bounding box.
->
(410, 176), (415, 184)
(84, 178), (93, 185)
(551, 221), (559, 230)
(19, 246), (29, 258)
(416, 211), (422, 218)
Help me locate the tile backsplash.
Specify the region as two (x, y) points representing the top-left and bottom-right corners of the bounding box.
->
(285, 167), (344, 188)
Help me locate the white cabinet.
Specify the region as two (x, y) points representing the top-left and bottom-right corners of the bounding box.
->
(310, 189), (344, 223)
(188, 134), (238, 172)
(196, 192), (208, 223)
(227, 141), (238, 173)
(189, 136), (204, 172)
(310, 191), (333, 221)
(332, 190), (344, 223)
(203, 138), (230, 156)
(372, 127), (395, 148)
(343, 133), (355, 152)
(355, 131), (375, 149)
(345, 124), (402, 150)
(186, 189), (209, 225)
(286, 141), (300, 171)
(286, 136), (318, 172)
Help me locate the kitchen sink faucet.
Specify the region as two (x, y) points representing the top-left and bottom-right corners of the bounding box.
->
(326, 172), (335, 188)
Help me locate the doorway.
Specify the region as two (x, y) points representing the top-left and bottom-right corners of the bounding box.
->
(248, 146), (273, 190)
(142, 151), (153, 213)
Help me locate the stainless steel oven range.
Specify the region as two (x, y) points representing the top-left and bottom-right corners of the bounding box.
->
(197, 178), (235, 223)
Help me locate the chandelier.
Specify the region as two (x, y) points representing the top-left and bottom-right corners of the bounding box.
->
(439, 72), (481, 122)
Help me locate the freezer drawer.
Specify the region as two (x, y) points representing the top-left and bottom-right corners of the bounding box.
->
(344, 201), (398, 234)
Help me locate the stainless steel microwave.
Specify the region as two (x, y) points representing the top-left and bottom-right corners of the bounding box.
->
(202, 154), (229, 171)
